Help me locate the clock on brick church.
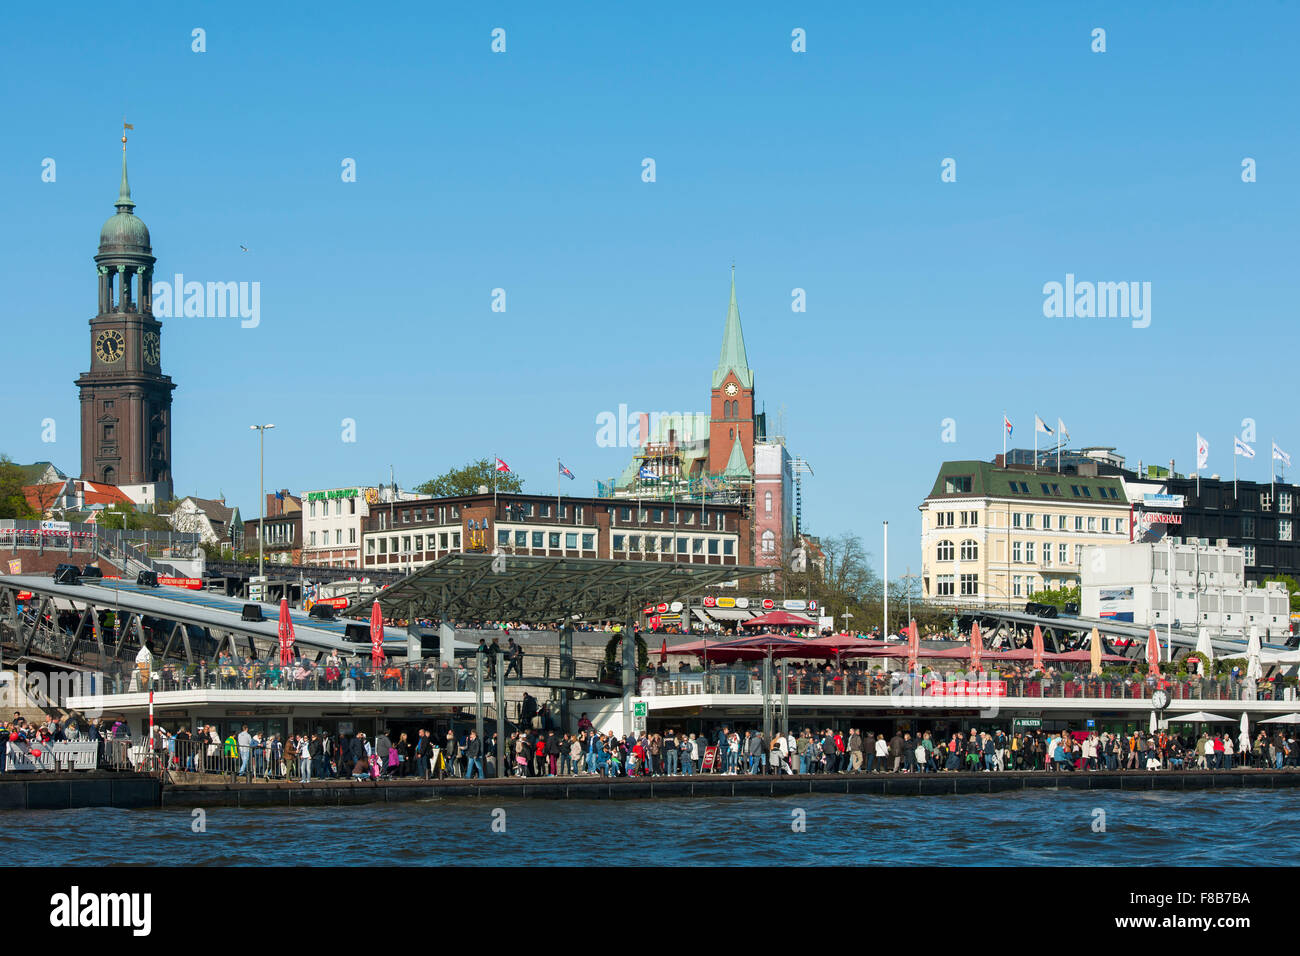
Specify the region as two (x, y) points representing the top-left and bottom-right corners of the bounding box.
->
(74, 131), (176, 497)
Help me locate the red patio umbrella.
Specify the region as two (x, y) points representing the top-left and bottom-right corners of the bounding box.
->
(370, 600), (386, 668)
(969, 620), (983, 672)
(741, 609), (817, 629)
(659, 638), (668, 665)
(1146, 627), (1161, 679)
(1031, 623), (1045, 672)
(277, 597), (295, 665)
(907, 619), (920, 673)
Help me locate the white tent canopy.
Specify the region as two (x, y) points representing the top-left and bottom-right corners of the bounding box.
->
(1167, 711), (1233, 723)
(1260, 713), (1300, 724)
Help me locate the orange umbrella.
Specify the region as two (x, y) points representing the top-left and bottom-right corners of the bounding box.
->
(1146, 627), (1161, 679)
(370, 600), (386, 668)
(277, 598), (295, 665)
(907, 619), (920, 673)
(969, 620), (983, 672)
(1031, 623), (1044, 672)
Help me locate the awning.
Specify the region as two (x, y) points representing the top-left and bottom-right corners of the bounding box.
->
(704, 608), (753, 621)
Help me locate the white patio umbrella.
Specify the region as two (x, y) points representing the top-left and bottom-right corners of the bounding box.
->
(1168, 711), (1233, 723)
(1247, 625), (1263, 680)
(1195, 626), (1214, 664)
(1149, 709), (1158, 734)
(1240, 711), (1250, 752)
(1260, 713), (1300, 724)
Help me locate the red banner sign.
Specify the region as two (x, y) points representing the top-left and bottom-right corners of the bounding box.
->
(158, 577), (202, 590)
(315, 596), (350, 609)
(926, 680), (1007, 697)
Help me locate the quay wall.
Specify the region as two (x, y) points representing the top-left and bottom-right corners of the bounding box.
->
(0, 772), (160, 810)
(160, 769), (1300, 809)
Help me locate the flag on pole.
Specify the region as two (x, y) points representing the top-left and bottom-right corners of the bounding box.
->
(1034, 415), (1053, 435)
(1057, 418), (1069, 441)
(495, 457), (511, 472)
(558, 461), (575, 480)
(1196, 434), (1209, 470)
(1003, 415), (1013, 439)
(1234, 437), (1255, 459)
(1273, 442), (1291, 468)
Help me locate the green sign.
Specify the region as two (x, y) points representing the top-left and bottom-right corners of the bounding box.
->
(307, 489), (359, 502)
(633, 701), (647, 718)
(1013, 717), (1042, 730)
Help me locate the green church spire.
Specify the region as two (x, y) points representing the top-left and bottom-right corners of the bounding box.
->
(712, 266), (753, 390)
(721, 433), (752, 478)
(116, 129), (135, 213)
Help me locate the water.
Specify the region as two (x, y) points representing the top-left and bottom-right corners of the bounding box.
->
(3, 789), (1297, 866)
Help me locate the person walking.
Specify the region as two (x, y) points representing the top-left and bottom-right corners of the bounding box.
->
(465, 730), (484, 779)
(298, 734), (312, 784)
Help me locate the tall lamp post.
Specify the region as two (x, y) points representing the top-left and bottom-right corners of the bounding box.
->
(250, 424), (275, 579)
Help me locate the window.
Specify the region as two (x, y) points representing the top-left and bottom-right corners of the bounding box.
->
(310, 501), (317, 517)
(1050, 484), (1062, 496)
(565, 533), (578, 549)
(549, 532), (561, 548)
(936, 575), (955, 597)
(1041, 513), (1051, 529)
(708, 538), (718, 555)
(349, 528), (356, 544)
(1042, 543), (1052, 567)
(401, 536), (411, 553)
(379, 538), (387, 555)
(944, 476), (973, 494)
(441, 533), (450, 549)
(1025, 542), (1035, 563)
(761, 530), (775, 554)
(661, 536), (672, 552)
(1059, 543), (1068, 565)
(582, 533), (593, 550)
(1013, 513), (1022, 529)
(1025, 514), (1034, 529)
(620, 507), (631, 521)
(367, 539), (375, 555)
(1280, 519), (1293, 542)
(1244, 544), (1256, 566)
(1013, 575), (1023, 597)
(645, 536), (657, 553)
(1057, 515), (1067, 530)
(724, 540), (734, 556)
(765, 491), (773, 514)
(1281, 492), (1293, 514)
(936, 511), (954, 527)
(653, 509), (663, 522)
(677, 537), (689, 554)
(959, 574), (978, 596)
(452, 533), (460, 548)
(498, 529), (510, 546)
(1070, 485), (1080, 497)
(1101, 518), (1110, 532)
(389, 536), (398, 554)
(1012, 542), (1022, 562)
(335, 530), (342, 545)
(936, 540), (955, 561)
(1261, 493), (1273, 511)
(959, 539), (978, 561)
(334, 499), (342, 515)
(692, 538), (703, 554)
(685, 512), (695, 526)
(1087, 517), (1097, 532)
(414, 534), (423, 551)
(613, 534), (625, 551)
(1241, 516), (1256, 537)
(515, 530), (527, 547)
(1074, 544), (1083, 564)
(309, 531), (317, 546)
(1074, 516), (1083, 531)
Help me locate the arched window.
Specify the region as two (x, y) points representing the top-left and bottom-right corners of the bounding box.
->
(960, 539), (978, 561)
(764, 491), (773, 514)
(936, 539), (954, 561)
(102, 466), (115, 485)
(761, 530), (776, 554)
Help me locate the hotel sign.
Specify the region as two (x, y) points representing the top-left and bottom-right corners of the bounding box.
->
(307, 489), (359, 502)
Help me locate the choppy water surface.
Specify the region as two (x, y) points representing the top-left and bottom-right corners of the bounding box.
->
(3, 789), (1297, 866)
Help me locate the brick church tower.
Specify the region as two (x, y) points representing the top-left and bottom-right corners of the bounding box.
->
(707, 268), (755, 477)
(75, 132), (175, 499)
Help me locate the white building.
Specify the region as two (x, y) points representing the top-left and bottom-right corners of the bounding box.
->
(1079, 540), (1291, 640)
(302, 485), (419, 569)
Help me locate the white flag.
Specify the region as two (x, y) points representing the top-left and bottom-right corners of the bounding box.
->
(1234, 437), (1255, 459)
(1274, 442), (1292, 467)
(1196, 433), (1209, 471)
(1057, 418), (1070, 440)
(1034, 414), (1053, 435)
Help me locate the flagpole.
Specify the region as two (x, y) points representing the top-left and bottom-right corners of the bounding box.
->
(1271, 438), (1275, 504)
(1002, 411), (1007, 462)
(1233, 441), (1238, 503)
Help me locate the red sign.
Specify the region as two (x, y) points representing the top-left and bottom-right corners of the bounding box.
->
(158, 577), (202, 590)
(16, 591), (32, 602)
(703, 596), (716, 608)
(926, 680), (1007, 697)
(315, 596), (350, 609)
(656, 603), (668, 613)
(701, 746), (718, 772)
(762, 599), (774, 610)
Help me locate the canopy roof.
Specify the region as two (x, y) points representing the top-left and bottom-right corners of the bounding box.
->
(741, 609), (817, 628)
(376, 553), (767, 624)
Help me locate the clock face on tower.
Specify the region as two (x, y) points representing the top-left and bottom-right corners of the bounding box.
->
(724, 382), (738, 396)
(143, 331), (160, 366)
(95, 329), (125, 364)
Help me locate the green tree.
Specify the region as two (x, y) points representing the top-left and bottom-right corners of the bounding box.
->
(415, 458), (524, 497)
(0, 455), (38, 519)
(98, 502), (172, 531)
(1027, 585), (1080, 610)
(1264, 575), (1300, 613)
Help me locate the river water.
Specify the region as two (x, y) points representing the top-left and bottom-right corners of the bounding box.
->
(3, 789), (1295, 866)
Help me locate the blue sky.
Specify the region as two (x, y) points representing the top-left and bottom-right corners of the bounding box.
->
(3, 1), (1297, 577)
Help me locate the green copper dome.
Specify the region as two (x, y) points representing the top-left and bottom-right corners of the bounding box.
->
(99, 146), (151, 252)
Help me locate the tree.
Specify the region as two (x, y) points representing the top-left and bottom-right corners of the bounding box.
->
(1027, 585), (1080, 610)
(415, 458), (524, 497)
(98, 502), (171, 531)
(1264, 575), (1300, 613)
(0, 456), (38, 519)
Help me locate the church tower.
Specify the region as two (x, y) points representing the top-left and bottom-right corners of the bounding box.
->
(707, 268), (756, 475)
(76, 132), (175, 498)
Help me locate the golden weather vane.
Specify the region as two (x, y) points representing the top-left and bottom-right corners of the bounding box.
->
(122, 119), (134, 148)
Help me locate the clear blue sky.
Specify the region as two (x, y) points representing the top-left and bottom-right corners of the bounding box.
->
(3, 2), (1297, 577)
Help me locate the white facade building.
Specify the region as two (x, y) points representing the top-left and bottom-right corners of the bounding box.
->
(1079, 540), (1291, 640)
(302, 485), (418, 569)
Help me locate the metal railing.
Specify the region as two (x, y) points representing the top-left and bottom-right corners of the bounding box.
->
(650, 667), (1290, 703)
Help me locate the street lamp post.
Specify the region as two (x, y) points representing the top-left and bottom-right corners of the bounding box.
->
(249, 424), (275, 580)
